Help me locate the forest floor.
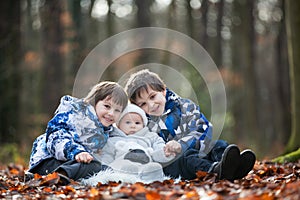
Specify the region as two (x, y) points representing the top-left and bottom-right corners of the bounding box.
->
(0, 160), (300, 200)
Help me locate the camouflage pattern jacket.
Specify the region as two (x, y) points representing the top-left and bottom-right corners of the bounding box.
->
(148, 89), (213, 156)
(29, 95), (111, 170)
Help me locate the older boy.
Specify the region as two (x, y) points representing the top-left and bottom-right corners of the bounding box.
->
(124, 69), (256, 181)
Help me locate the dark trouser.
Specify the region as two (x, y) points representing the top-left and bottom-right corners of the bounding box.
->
(163, 140), (228, 180)
(29, 157), (107, 181)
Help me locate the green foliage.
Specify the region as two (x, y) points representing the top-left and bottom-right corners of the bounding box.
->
(0, 143), (25, 165)
(272, 148), (300, 163)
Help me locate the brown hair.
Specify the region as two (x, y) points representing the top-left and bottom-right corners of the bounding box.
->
(84, 81), (128, 110)
(125, 69), (166, 103)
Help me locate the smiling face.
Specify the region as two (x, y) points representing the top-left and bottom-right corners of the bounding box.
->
(134, 86), (166, 116)
(118, 113), (144, 135)
(94, 96), (123, 127)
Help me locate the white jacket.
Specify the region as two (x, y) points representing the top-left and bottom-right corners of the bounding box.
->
(96, 126), (175, 165)
(95, 126), (175, 182)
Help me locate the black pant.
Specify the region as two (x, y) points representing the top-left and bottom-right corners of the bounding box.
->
(29, 157), (107, 181)
(163, 140), (228, 180)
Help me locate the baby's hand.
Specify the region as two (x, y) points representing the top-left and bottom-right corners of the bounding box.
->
(75, 152), (93, 163)
(164, 140), (182, 157)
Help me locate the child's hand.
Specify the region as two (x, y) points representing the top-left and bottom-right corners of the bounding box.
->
(164, 140), (182, 157)
(75, 152), (93, 163)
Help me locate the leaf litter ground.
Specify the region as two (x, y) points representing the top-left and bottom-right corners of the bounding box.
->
(0, 160), (300, 199)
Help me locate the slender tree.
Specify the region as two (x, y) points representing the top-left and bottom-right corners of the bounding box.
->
(135, 0), (151, 27)
(285, 0), (300, 153)
(215, 0), (224, 68)
(231, 0), (259, 148)
(69, 0), (86, 77)
(135, 0), (152, 65)
(40, 0), (65, 114)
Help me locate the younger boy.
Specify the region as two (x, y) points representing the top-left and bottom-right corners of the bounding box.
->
(28, 82), (128, 183)
(125, 69), (256, 181)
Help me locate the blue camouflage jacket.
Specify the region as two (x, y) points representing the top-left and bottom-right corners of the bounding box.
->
(28, 95), (111, 170)
(147, 89), (213, 154)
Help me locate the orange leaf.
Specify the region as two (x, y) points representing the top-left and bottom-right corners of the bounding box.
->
(146, 191), (161, 200)
(34, 173), (42, 179)
(42, 187), (52, 193)
(185, 190), (199, 198)
(40, 172), (59, 186)
(89, 187), (99, 197)
(132, 183), (147, 196)
(9, 168), (19, 175)
(65, 185), (76, 193)
(45, 172), (59, 181)
(196, 171), (208, 178)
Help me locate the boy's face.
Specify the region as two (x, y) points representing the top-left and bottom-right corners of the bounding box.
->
(118, 113), (144, 135)
(95, 96), (123, 127)
(134, 87), (166, 116)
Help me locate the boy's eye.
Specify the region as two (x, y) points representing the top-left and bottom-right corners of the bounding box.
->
(136, 122), (141, 125)
(139, 102), (146, 107)
(150, 94), (156, 99)
(104, 104), (110, 109)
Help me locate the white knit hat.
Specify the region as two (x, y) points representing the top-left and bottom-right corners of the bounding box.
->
(117, 104), (148, 126)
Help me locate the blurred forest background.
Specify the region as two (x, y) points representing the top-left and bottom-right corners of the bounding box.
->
(1, 0), (299, 165)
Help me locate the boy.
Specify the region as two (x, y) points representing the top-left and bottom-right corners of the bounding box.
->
(97, 104), (180, 182)
(125, 69), (256, 181)
(28, 82), (128, 183)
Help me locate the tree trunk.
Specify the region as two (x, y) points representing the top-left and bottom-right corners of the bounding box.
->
(200, 0), (208, 49)
(216, 0), (224, 68)
(231, 0), (259, 149)
(276, 0), (290, 145)
(69, 0), (86, 87)
(0, 1), (21, 143)
(285, 0), (300, 153)
(135, 0), (152, 65)
(40, 0), (65, 114)
(135, 0), (151, 27)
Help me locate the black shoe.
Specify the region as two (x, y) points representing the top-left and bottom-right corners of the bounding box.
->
(234, 149), (256, 180)
(212, 144), (241, 181)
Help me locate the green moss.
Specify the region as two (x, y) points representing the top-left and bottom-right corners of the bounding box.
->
(272, 148), (300, 163)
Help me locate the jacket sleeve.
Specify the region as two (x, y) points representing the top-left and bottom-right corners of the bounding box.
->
(149, 133), (175, 163)
(46, 112), (88, 161)
(177, 99), (213, 153)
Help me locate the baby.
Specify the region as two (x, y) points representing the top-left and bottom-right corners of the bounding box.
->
(97, 104), (181, 182)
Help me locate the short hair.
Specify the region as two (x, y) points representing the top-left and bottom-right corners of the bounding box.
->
(84, 81), (128, 111)
(125, 69), (166, 103)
